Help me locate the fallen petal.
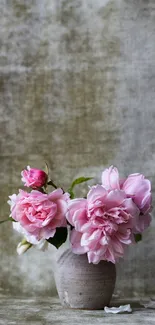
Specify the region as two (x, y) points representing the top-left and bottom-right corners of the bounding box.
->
(104, 304), (132, 314)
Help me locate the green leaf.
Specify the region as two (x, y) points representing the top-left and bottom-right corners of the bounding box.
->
(68, 177), (93, 199)
(0, 219), (9, 224)
(134, 233), (142, 243)
(47, 227), (68, 249)
(44, 161), (49, 177)
(70, 177), (93, 188)
(0, 217), (15, 224)
(68, 189), (75, 199)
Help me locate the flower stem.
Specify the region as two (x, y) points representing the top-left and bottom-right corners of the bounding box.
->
(47, 180), (58, 189)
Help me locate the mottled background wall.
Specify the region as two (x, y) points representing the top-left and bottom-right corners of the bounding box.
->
(0, 0), (155, 297)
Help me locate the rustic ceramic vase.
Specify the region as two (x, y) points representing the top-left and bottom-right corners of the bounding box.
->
(54, 249), (116, 310)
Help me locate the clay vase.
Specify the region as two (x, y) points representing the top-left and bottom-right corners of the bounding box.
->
(54, 249), (116, 310)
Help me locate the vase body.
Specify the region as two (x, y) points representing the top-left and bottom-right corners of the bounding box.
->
(54, 249), (116, 310)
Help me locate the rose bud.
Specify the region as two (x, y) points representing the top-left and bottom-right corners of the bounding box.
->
(17, 240), (32, 255)
(21, 166), (48, 188)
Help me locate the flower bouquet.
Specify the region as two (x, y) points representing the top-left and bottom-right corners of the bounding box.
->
(2, 165), (152, 309)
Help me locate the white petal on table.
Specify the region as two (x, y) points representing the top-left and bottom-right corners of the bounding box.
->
(104, 304), (132, 314)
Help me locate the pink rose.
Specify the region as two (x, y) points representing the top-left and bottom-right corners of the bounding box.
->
(67, 185), (139, 264)
(21, 166), (48, 188)
(102, 166), (152, 233)
(8, 189), (68, 241)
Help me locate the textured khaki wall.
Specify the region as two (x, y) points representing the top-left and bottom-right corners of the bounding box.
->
(0, 0), (155, 297)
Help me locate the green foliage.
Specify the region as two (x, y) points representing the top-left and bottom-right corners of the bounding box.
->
(134, 233), (142, 243)
(68, 177), (93, 199)
(0, 217), (15, 224)
(44, 161), (49, 177)
(47, 227), (68, 249)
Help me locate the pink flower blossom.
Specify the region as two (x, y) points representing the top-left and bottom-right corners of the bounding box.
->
(102, 166), (152, 233)
(102, 166), (120, 190)
(8, 189), (68, 241)
(21, 166), (48, 188)
(13, 221), (48, 251)
(67, 185), (139, 264)
(122, 173), (151, 214)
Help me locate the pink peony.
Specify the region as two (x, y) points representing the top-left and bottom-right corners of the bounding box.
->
(21, 166), (48, 188)
(8, 189), (69, 241)
(102, 166), (152, 233)
(13, 221), (48, 250)
(101, 166), (120, 191)
(67, 185), (139, 264)
(122, 173), (151, 214)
